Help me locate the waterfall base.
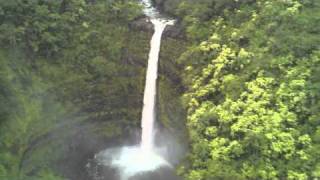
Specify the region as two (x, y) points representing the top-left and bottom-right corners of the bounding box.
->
(92, 146), (170, 180)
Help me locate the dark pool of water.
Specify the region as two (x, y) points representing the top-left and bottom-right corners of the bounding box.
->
(87, 160), (182, 180)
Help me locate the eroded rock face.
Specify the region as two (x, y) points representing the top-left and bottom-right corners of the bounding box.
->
(163, 23), (185, 39)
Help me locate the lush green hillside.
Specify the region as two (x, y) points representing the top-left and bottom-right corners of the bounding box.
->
(0, 0), (189, 179)
(0, 0), (145, 179)
(1, 0), (320, 180)
(163, 0), (320, 179)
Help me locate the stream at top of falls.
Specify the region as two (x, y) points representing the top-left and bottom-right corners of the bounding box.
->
(87, 1), (181, 180)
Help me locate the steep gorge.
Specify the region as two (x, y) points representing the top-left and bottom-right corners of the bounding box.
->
(0, 1), (188, 180)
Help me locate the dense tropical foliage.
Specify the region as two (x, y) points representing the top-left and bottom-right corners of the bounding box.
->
(0, 0), (145, 179)
(165, 0), (320, 179)
(1, 0), (319, 179)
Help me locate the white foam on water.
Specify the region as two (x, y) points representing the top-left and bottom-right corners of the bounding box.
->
(96, 146), (171, 180)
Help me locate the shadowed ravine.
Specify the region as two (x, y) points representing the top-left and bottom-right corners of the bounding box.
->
(87, 1), (181, 180)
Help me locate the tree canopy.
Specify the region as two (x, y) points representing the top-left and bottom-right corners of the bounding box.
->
(172, 0), (320, 179)
(0, 0), (143, 179)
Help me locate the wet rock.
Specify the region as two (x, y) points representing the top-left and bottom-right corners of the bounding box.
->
(130, 17), (186, 39)
(163, 23), (185, 39)
(130, 16), (154, 32)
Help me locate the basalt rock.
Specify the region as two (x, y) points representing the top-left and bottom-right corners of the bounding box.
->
(163, 22), (185, 39)
(130, 17), (185, 39)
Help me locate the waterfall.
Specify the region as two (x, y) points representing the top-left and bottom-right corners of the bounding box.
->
(92, 1), (175, 180)
(141, 19), (172, 152)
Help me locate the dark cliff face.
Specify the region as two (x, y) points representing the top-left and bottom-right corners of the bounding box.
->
(152, 0), (181, 16)
(130, 16), (186, 39)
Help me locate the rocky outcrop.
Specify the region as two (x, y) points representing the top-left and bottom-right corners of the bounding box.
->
(163, 22), (185, 39)
(130, 17), (186, 39)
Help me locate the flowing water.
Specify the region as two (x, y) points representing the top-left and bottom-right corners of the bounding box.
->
(140, 18), (174, 152)
(138, 1), (175, 152)
(88, 1), (177, 180)
(140, 1), (174, 152)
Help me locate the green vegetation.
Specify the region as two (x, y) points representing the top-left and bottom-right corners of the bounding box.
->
(0, 0), (147, 179)
(158, 37), (188, 138)
(164, 0), (320, 179)
(1, 0), (319, 179)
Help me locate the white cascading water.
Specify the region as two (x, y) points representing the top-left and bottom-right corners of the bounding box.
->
(93, 1), (175, 180)
(141, 18), (172, 152)
(140, 0), (174, 152)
